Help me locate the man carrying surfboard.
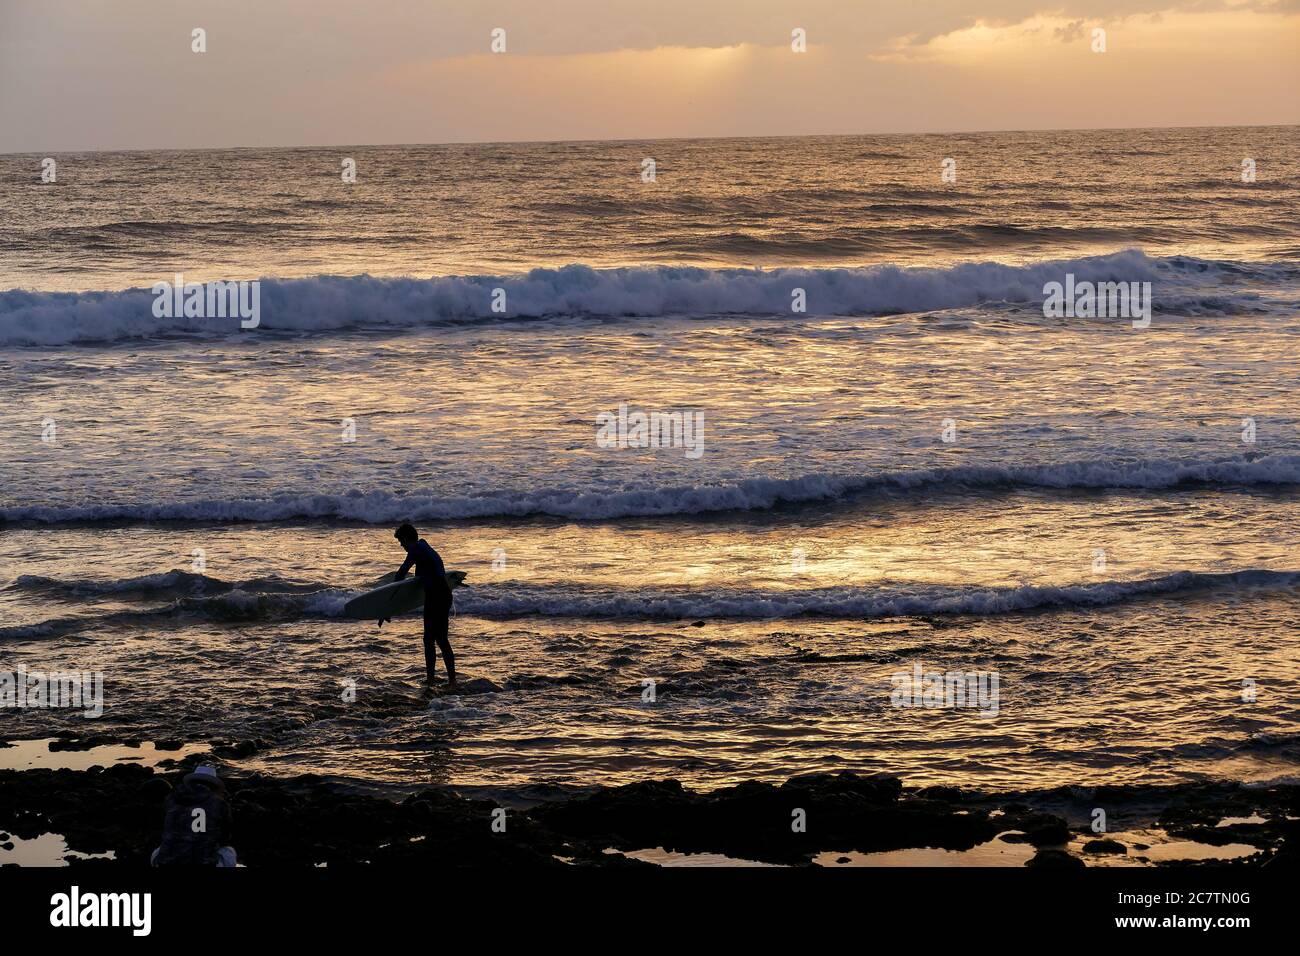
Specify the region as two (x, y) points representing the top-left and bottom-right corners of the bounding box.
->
(393, 523), (456, 686)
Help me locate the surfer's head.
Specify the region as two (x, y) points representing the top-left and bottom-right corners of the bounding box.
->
(395, 522), (418, 547)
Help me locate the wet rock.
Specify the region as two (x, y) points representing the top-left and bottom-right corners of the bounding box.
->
(1261, 820), (1300, 868)
(140, 778), (172, 801)
(531, 771), (981, 866)
(1082, 839), (1127, 855)
(915, 785), (967, 802)
(48, 736), (116, 752)
(780, 771), (903, 803)
(441, 677), (502, 695)
(999, 813), (1070, 847)
(1262, 848), (1296, 868)
(1027, 848), (1084, 869)
(1, 765), (1295, 869)
(213, 739), (260, 759)
(103, 762), (152, 780)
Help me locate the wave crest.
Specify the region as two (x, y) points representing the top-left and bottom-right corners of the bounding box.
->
(2, 568), (1294, 639)
(3, 454), (1296, 525)
(0, 250), (1183, 346)
(451, 569), (1300, 621)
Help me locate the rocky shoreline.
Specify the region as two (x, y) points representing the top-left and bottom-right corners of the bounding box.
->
(2, 742), (1297, 867)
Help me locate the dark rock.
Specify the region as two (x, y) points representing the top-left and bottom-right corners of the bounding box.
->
(48, 737), (114, 752)
(779, 771), (903, 804)
(1027, 848), (1084, 869)
(1, 764), (1295, 869)
(1001, 812), (1070, 847)
(439, 677), (502, 696)
(532, 771), (978, 866)
(915, 785), (966, 802)
(103, 762), (152, 780)
(213, 739), (259, 759)
(1082, 839), (1127, 855)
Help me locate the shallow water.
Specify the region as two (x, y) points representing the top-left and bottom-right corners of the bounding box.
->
(0, 831), (116, 867)
(814, 838), (1036, 867)
(3, 551), (1297, 792)
(2, 128), (1298, 797)
(0, 738), (204, 771)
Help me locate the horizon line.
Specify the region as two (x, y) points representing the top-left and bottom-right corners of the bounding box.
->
(3, 121), (1296, 158)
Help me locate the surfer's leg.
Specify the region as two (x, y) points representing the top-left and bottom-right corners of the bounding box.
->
(421, 597), (439, 683)
(435, 598), (455, 684)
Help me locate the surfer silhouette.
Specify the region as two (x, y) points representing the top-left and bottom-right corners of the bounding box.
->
(393, 523), (456, 686)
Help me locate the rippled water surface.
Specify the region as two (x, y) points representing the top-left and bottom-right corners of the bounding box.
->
(2, 128), (1297, 793)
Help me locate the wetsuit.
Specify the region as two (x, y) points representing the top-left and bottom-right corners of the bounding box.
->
(396, 538), (455, 682)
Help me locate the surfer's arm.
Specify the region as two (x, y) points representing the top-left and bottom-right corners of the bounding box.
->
(394, 553), (414, 582)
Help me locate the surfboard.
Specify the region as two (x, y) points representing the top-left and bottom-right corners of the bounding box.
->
(342, 571), (467, 621)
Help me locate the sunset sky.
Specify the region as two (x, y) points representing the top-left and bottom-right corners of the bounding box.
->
(1, 0), (1297, 151)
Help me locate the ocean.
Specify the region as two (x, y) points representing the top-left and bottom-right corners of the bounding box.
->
(1, 126), (1298, 798)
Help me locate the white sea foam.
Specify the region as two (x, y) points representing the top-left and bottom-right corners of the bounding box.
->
(446, 569), (1300, 620)
(3, 569), (1294, 638)
(0, 250), (1219, 346)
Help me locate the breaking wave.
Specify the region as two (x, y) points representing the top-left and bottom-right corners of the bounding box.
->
(0, 249), (1254, 346)
(450, 569), (1300, 621)
(2, 568), (1295, 639)
(3, 454), (1297, 525)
